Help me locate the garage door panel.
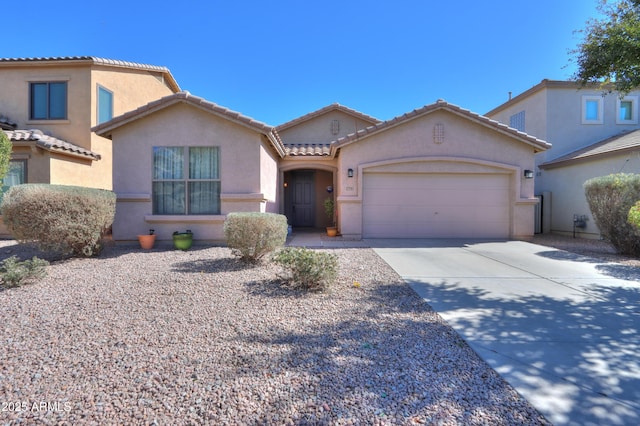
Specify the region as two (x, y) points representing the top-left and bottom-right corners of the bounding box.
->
(363, 172), (510, 238)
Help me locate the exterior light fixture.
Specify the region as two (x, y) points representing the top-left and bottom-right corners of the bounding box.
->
(283, 182), (288, 188)
(524, 169), (534, 179)
(347, 168), (354, 178)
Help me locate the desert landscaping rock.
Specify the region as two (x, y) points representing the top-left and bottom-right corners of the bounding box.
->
(0, 241), (551, 425)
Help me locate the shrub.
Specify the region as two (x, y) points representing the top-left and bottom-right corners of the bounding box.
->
(272, 247), (338, 291)
(584, 173), (640, 256)
(224, 212), (288, 262)
(628, 200), (640, 234)
(0, 256), (49, 288)
(0, 130), (11, 186)
(1, 184), (116, 257)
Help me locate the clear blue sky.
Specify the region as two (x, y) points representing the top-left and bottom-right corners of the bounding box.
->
(6, 0), (601, 125)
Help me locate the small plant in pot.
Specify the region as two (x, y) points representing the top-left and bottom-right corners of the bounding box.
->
(137, 229), (156, 249)
(173, 229), (193, 250)
(324, 197), (337, 237)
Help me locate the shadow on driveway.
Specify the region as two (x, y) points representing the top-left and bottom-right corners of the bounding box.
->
(372, 239), (640, 426)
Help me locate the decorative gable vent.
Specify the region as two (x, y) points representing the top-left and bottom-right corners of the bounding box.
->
(331, 119), (340, 135)
(433, 123), (444, 144)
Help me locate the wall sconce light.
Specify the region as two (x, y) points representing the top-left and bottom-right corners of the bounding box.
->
(347, 168), (354, 178)
(283, 182), (288, 188)
(524, 169), (534, 179)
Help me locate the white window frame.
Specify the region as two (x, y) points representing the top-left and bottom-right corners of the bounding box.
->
(582, 95), (603, 124)
(616, 96), (638, 124)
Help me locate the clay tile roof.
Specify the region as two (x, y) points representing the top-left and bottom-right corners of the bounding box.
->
(333, 99), (551, 153)
(0, 56), (180, 92)
(92, 91), (286, 157)
(284, 143), (332, 156)
(276, 102), (381, 131)
(540, 129), (640, 169)
(4, 129), (101, 160)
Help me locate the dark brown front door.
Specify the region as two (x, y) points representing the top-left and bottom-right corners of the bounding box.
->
(291, 171), (315, 227)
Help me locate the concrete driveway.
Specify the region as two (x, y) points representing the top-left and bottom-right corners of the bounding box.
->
(370, 239), (640, 426)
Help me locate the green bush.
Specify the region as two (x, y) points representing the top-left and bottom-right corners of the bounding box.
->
(628, 200), (640, 234)
(272, 247), (338, 291)
(584, 173), (640, 256)
(0, 184), (116, 257)
(224, 212), (288, 262)
(0, 256), (49, 288)
(0, 131), (11, 186)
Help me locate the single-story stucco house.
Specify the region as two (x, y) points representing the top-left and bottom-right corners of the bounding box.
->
(92, 91), (550, 242)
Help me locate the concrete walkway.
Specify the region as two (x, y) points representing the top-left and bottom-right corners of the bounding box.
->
(370, 239), (640, 426)
(286, 229), (368, 248)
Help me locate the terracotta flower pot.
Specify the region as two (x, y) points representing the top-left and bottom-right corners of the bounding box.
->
(137, 234), (156, 249)
(326, 227), (338, 237)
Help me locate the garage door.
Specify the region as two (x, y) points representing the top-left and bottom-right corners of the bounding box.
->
(362, 173), (510, 238)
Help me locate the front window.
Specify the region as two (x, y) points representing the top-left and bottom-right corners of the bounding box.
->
(617, 96), (638, 124)
(509, 110), (525, 132)
(152, 146), (220, 215)
(97, 85), (113, 124)
(30, 82), (67, 120)
(582, 96), (603, 124)
(1, 160), (27, 202)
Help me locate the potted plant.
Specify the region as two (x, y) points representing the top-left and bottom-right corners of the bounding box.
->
(324, 197), (337, 237)
(137, 229), (156, 249)
(173, 229), (193, 250)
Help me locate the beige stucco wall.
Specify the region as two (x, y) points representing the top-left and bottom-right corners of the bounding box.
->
(541, 153), (640, 238)
(278, 110), (375, 144)
(336, 110), (539, 239)
(487, 88), (549, 147)
(111, 102), (277, 242)
(89, 66), (177, 189)
(259, 142), (279, 213)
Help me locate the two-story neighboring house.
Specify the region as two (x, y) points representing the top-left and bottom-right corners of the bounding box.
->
(0, 56), (180, 191)
(486, 80), (640, 238)
(0, 56), (180, 236)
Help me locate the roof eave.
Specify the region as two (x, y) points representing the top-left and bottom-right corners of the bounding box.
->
(276, 103), (381, 131)
(11, 140), (100, 161)
(0, 56), (181, 93)
(333, 102), (551, 153)
(540, 146), (640, 170)
(92, 92), (285, 156)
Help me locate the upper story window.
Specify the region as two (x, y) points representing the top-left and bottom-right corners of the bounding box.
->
(509, 110), (525, 132)
(617, 96), (638, 124)
(29, 82), (67, 120)
(582, 95), (603, 124)
(152, 146), (221, 215)
(97, 85), (113, 124)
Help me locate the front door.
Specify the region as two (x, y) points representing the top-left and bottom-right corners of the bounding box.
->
(291, 171), (315, 227)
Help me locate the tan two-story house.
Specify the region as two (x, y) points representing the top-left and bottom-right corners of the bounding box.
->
(487, 80), (640, 238)
(0, 56), (180, 235)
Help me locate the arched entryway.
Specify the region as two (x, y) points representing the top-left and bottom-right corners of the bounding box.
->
(283, 169), (334, 229)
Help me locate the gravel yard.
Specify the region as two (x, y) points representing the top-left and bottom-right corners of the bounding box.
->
(1, 236), (616, 425)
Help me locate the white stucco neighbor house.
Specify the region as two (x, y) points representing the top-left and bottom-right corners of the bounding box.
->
(92, 92), (550, 242)
(486, 80), (640, 238)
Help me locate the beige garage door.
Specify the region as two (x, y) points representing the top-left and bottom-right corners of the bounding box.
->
(362, 173), (510, 238)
